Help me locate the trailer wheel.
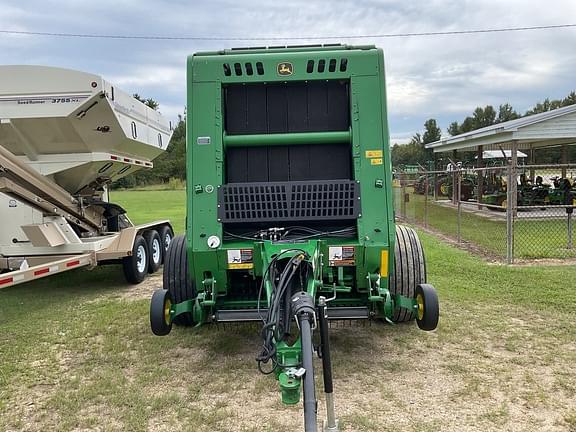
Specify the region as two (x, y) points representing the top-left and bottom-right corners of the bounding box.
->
(150, 289), (173, 336)
(123, 234), (149, 284)
(158, 225), (174, 260)
(415, 284), (439, 331)
(163, 235), (197, 326)
(389, 225), (426, 322)
(144, 230), (162, 273)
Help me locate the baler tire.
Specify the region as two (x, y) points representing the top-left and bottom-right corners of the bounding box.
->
(122, 234), (149, 284)
(389, 225), (426, 323)
(163, 235), (197, 326)
(144, 230), (163, 274)
(415, 284), (439, 331)
(150, 289), (173, 336)
(158, 225), (174, 261)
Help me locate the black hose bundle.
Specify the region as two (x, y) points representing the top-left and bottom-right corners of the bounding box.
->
(256, 249), (309, 374)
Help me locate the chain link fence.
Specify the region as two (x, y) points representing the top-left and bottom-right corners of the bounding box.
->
(394, 163), (576, 263)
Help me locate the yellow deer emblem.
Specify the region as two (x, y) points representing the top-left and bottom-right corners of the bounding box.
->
(277, 62), (293, 76)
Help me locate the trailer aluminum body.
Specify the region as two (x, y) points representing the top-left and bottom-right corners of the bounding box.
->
(0, 66), (174, 288)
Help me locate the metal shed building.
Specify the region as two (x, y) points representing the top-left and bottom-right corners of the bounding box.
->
(417, 104), (576, 263)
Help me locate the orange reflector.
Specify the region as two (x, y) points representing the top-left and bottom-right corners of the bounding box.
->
(379, 250), (389, 277)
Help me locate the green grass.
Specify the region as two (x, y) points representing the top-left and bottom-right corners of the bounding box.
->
(395, 187), (576, 259)
(1, 224), (576, 430)
(109, 189), (186, 234)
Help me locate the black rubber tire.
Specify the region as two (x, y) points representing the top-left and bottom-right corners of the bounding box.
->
(150, 289), (173, 336)
(158, 225), (174, 262)
(163, 235), (197, 326)
(122, 234), (149, 284)
(415, 284), (439, 331)
(144, 230), (163, 274)
(389, 225), (426, 322)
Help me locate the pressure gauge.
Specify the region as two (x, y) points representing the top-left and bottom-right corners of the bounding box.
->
(207, 235), (221, 249)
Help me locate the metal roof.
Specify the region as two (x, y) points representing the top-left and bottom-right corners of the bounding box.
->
(426, 104), (576, 152)
(478, 150), (528, 159)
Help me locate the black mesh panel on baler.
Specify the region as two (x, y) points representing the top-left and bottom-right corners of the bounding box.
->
(224, 81), (350, 135)
(218, 180), (360, 223)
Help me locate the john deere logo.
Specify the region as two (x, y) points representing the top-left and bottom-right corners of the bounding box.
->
(277, 62), (293, 76)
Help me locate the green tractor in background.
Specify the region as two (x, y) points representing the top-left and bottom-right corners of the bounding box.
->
(149, 45), (439, 431)
(548, 177), (576, 206)
(482, 174), (552, 210)
(414, 173), (475, 201)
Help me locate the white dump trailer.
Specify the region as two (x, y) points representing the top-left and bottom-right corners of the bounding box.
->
(0, 65), (174, 288)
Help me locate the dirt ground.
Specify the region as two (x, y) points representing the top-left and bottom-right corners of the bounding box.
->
(1, 266), (575, 432)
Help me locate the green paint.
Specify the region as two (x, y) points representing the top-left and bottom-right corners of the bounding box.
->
(277, 339), (303, 405)
(278, 372), (301, 405)
(223, 130), (351, 147)
(185, 45), (396, 299)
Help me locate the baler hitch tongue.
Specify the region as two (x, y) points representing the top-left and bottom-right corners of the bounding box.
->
(291, 291), (319, 432)
(277, 291), (340, 432)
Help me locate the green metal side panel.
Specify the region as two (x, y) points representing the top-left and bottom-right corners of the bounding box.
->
(349, 71), (391, 289)
(189, 46), (379, 85)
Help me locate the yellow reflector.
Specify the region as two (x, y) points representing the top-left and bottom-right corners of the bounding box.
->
(380, 250), (389, 277)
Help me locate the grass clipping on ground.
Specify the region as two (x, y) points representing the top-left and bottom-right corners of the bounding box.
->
(1, 232), (575, 432)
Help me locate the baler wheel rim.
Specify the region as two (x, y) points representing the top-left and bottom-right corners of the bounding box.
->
(164, 297), (172, 326)
(416, 293), (424, 321)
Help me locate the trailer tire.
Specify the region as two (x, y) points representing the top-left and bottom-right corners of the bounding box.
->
(144, 230), (162, 273)
(150, 289), (173, 336)
(415, 284), (439, 331)
(158, 225), (174, 261)
(389, 225), (426, 323)
(163, 235), (196, 326)
(123, 234), (149, 284)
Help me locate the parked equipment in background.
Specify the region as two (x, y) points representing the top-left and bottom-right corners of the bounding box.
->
(0, 66), (174, 288)
(149, 45), (439, 431)
(481, 173), (575, 211)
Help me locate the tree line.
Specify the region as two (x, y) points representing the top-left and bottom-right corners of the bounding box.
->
(392, 90), (576, 168)
(112, 95), (186, 188)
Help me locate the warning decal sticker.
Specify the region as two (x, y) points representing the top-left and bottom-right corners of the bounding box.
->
(365, 150), (383, 158)
(328, 246), (356, 266)
(227, 249), (254, 269)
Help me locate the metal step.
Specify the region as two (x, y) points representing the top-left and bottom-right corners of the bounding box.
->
(214, 306), (370, 322)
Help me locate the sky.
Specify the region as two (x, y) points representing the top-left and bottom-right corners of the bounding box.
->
(1, 0), (575, 144)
